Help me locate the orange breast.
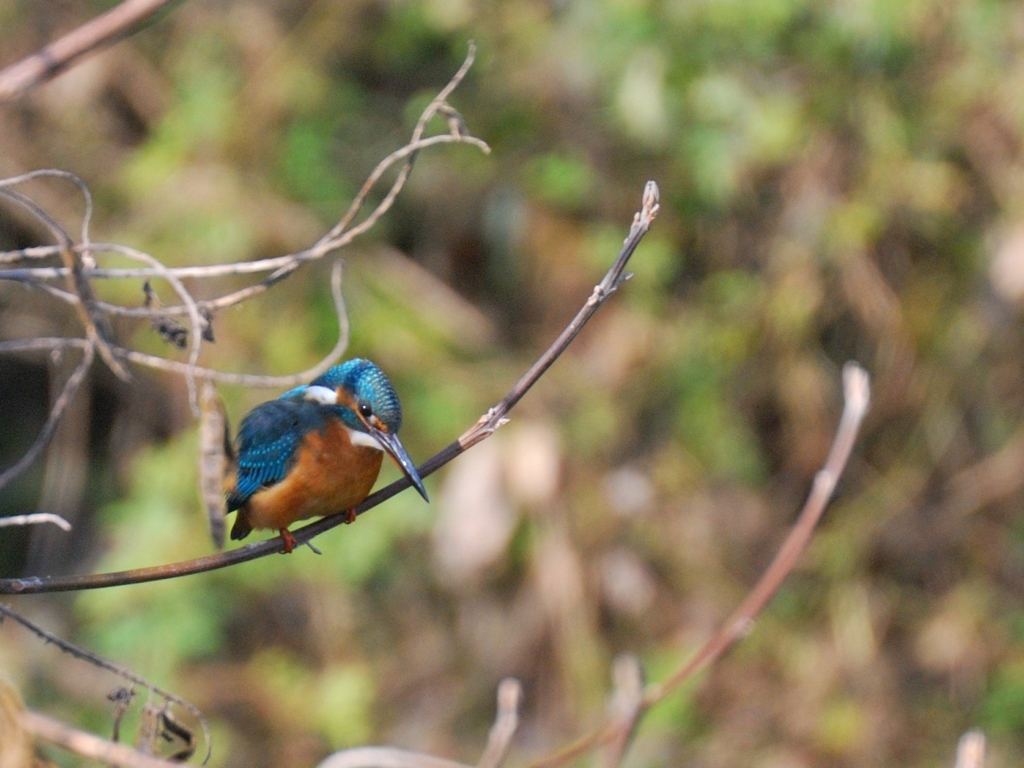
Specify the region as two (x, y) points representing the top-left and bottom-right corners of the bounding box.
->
(241, 420), (384, 532)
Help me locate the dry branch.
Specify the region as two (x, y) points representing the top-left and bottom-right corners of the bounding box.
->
(20, 709), (186, 768)
(0, 338), (94, 493)
(0, 513), (71, 530)
(0, 0), (183, 100)
(522, 362), (870, 768)
(0, 43), (482, 495)
(0, 180), (660, 593)
(317, 747), (474, 768)
(478, 678), (522, 768)
(0, 603), (211, 762)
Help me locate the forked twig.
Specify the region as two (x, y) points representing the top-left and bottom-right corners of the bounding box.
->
(0, 181), (660, 593)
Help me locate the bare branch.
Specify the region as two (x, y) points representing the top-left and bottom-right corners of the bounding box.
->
(0, 181), (658, 592)
(110, 258), (350, 387)
(597, 655), (644, 768)
(0, 339), (94, 493)
(521, 363), (870, 768)
(458, 180), (660, 450)
(644, 362), (870, 703)
(0, 0), (183, 101)
(0, 513), (71, 531)
(0, 174), (128, 380)
(955, 731), (986, 768)
(20, 709), (186, 768)
(317, 746), (475, 768)
(319, 41), (482, 250)
(478, 678), (522, 768)
(0, 603), (212, 763)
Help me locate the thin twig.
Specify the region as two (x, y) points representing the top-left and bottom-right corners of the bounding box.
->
(0, 513), (71, 531)
(597, 655), (644, 768)
(458, 180), (660, 450)
(0, 603), (212, 763)
(0, 177), (128, 380)
(954, 731), (986, 768)
(0, 340), (94, 493)
(316, 747), (475, 768)
(318, 41), (481, 250)
(20, 709), (185, 768)
(0, 0), (183, 101)
(110, 258), (349, 388)
(0, 130), (487, 289)
(521, 363), (871, 768)
(478, 678), (522, 768)
(645, 362), (870, 703)
(0, 181), (659, 592)
(95, 242), (208, 412)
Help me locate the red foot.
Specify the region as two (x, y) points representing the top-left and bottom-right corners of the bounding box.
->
(343, 508), (357, 524)
(279, 528), (298, 554)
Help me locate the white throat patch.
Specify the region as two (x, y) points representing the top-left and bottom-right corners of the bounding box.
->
(347, 427), (384, 451)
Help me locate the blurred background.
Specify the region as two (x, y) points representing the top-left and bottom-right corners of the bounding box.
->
(2, 0), (1024, 766)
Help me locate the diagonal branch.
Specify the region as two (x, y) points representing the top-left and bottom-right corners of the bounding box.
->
(520, 363), (871, 768)
(0, 181), (660, 594)
(0, 0), (184, 101)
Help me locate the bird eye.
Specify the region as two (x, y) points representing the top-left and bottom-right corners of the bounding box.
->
(358, 402), (373, 418)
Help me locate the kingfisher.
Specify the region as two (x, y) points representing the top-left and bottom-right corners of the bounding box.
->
(225, 358), (428, 553)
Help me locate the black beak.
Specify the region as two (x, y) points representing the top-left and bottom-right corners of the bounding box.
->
(373, 428), (429, 502)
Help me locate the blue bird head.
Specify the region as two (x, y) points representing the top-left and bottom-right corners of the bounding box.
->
(293, 358), (428, 502)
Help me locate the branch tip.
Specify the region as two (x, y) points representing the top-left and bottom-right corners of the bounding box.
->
(955, 730), (986, 768)
(842, 361), (871, 415)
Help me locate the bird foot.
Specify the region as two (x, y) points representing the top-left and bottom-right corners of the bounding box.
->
(279, 528), (298, 554)
(343, 508), (357, 524)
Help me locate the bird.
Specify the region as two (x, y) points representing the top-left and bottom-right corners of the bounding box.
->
(225, 358), (428, 553)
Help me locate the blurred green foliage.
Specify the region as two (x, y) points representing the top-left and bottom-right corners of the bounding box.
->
(4, 0), (1024, 766)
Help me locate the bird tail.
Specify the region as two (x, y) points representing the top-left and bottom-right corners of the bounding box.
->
(230, 512), (252, 541)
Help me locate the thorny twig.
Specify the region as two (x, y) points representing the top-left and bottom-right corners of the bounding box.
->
(0, 603), (211, 763)
(522, 363), (871, 768)
(0, 0), (184, 101)
(0, 181), (660, 592)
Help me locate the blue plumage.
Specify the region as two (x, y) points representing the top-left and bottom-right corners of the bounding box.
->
(225, 357), (428, 550)
(227, 399), (331, 511)
(309, 358), (403, 434)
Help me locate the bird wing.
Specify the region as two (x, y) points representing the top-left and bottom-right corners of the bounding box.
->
(227, 399), (327, 511)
